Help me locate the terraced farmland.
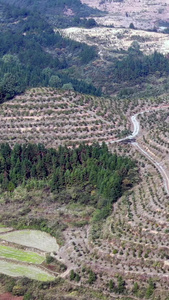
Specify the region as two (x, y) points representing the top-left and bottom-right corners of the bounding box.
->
(50, 95), (169, 297)
(0, 230), (59, 252)
(138, 108), (169, 166)
(0, 229), (58, 282)
(0, 245), (44, 264)
(0, 260), (55, 281)
(53, 141), (169, 297)
(0, 87), (168, 150)
(0, 87), (130, 148)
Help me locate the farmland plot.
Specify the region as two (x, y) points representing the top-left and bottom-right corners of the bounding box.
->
(0, 88), (129, 148)
(0, 228), (13, 233)
(0, 230), (59, 253)
(0, 245), (45, 264)
(0, 260), (55, 281)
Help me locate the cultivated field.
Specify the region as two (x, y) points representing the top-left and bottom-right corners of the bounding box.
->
(44, 92), (169, 296)
(0, 87), (130, 148)
(0, 229), (59, 281)
(53, 134), (169, 296)
(0, 260), (55, 281)
(0, 245), (44, 264)
(0, 230), (59, 252)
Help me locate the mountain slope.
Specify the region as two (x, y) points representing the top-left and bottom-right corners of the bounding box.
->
(81, 0), (169, 30)
(0, 0), (103, 27)
(0, 1), (101, 100)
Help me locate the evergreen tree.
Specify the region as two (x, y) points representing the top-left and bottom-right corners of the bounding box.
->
(88, 270), (97, 284)
(109, 279), (115, 292)
(70, 270), (76, 281)
(117, 276), (126, 294)
(146, 279), (155, 298)
(132, 282), (139, 294)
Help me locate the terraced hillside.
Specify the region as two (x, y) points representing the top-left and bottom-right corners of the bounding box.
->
(52, 104), (169, 297)
(0, 87), (130, 148)
(0, 229), (59, 282)
(0, 88), (169, 298)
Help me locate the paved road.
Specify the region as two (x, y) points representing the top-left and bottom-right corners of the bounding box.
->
(133, 142), (169, 195)
(109, 112), (140, 143)
(109, 106), (169, 195)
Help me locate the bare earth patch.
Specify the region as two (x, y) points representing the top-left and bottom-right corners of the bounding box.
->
(81, 0), (169, 30)
(58, 27), (169, 56)
(0, 293), (23, 300)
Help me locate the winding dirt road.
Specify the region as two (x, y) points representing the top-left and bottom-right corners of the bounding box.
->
(111, 106), (169, 195)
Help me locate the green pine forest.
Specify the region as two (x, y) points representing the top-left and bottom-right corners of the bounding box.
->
(0, 143), (137, 222)
(0, 1), (101, 101)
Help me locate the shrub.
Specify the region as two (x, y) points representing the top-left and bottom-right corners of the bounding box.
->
(46, 255), (55, 264)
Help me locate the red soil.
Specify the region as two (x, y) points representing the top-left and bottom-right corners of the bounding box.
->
(0, 293), (23, 300)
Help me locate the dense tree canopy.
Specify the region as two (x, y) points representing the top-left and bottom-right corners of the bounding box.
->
(0, 1), (168, 100)
(0, 143), (137, 218)
(111, 50), (169, 83)
(0, 0), (102, 27)
(0, 2), (100, 101)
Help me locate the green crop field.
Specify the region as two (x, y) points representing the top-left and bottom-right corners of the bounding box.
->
(0, 260), (55, 281)
(0, 229), (59, 281)
(0, 245), (45, 264)
(0, 230), (59, 252)
(0, 227), (13, 233)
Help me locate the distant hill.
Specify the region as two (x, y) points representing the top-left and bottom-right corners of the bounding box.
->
(81, 0), (169, 30)
(0, 1), (101, 101)
(0, 0), (104, 27)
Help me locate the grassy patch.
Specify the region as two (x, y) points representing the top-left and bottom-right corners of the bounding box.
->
(0, 230), (59, 252)
(0, 260), (55, 281)
(0, 228), (12, 233)
(0, 245), (44, 264)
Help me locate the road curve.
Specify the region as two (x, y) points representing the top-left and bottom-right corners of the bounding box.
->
(109, 105), (169, 195)
(133, 142), (169, 195)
